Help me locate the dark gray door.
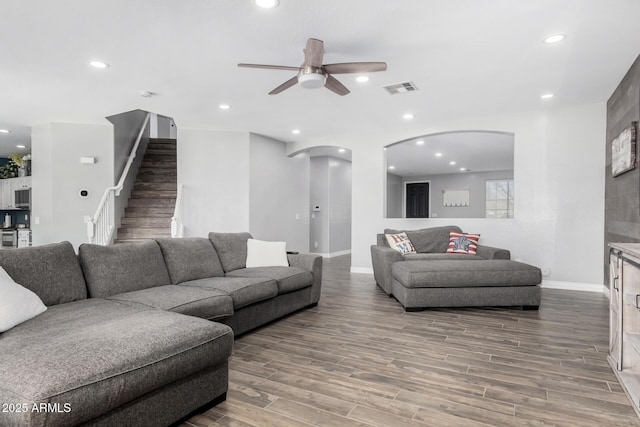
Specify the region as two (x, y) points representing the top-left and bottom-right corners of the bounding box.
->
(406, 182), (429, 218)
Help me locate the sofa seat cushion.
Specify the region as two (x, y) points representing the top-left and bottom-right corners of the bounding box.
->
(402, 253), (484, 261)
(226, 266), (313, 295)
(106, 285), (233, 320)
(179, 277), (277, 309)
(392, 260), (542, 288)
(0, 298), (233, 427)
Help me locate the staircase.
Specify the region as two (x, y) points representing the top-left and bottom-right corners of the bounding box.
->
(114, 138), (177, 243)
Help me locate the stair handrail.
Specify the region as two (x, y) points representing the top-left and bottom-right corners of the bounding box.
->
(87, 112), (151, 244)
(171, 184), (184, 238)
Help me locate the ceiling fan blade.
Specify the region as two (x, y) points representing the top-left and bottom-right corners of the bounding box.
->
(323, 62), (388, 74)
(325, 74), (350, 96)
(269, 76), (299, 95)
(304, 38), (324, 68)
(238, 63), (301, 72)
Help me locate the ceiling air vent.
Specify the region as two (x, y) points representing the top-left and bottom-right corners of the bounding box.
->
(382, 81), (418, 95)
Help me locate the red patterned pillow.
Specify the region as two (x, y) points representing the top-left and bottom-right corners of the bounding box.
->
(385, 232), (416, 255)
(446, 231), (480, 255)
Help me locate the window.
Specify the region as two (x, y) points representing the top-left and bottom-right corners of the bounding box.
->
(486, 179), (514, 218)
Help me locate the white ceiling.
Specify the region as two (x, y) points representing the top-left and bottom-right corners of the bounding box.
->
(386, 131), (513, 177)
(1, 0), (639, 158)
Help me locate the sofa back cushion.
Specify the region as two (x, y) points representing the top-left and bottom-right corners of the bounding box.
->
(209, 232), (253, 272)
(383, 226), (463, 253)
(0, 241), (87, 306)
(156, 237), (225, 284)
(79, 240), (171, 298)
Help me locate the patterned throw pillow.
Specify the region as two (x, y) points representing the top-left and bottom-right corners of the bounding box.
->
(446, 231), (480, 255)
(385, 232), (416, 254)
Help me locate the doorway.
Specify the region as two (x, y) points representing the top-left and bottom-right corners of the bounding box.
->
(405, 182), (430, 218)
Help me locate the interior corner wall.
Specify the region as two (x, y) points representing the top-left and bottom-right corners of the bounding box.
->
(605, 54), (640, 288)
(31, 122), (114, 250)
(309, 156), (352, 256)
(310, 157), (330, 254)
(177, 129), (250, 237)
(328, 157), (352, 254)
(387, 172), (403, 218)
(248, 133), (310, 252)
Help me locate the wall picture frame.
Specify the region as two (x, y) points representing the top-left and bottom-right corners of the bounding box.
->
(442, 189), (470, 207)
(612, 121), (637, 177)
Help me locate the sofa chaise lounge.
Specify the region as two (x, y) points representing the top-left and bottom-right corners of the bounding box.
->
(0, 232), (321, 427)
(371, 226), (541, 311)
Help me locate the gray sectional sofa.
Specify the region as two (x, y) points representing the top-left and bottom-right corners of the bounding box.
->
(0, 232), (322, 427)
(371, 225), (541, 310)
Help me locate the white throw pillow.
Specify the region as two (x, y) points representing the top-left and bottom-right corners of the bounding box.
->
(0, 266), (47, 333)
(246, 239), (289, 268)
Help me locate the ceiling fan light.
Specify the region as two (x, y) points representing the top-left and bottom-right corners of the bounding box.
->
(255, 0), (279, 8)
(298, 73), (326, 89)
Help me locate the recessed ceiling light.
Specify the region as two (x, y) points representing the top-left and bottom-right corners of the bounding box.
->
(389, 165), (395, 170)
(459, 167), (469, 172)
(338, 148), (346, 153)
(89, 60), (109, 69)
(219, 104), (231, 110)
(449, 161), (456, 166)
(292, 129), (301, 134)
(139, 91), (156, 98)
(435, 152), (443, 157)
(543, 33), (566, 44)
(540, 93), (554, 99)
(403, 113), (414, 120)
(356, 76), (370, 83)
(16, 145), (26, 149)
(0, 129), (10, 134)
(416, 140), (424, 146)
(255, 0), (279, 8)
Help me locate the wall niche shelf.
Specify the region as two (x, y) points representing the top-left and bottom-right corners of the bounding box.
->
(609, 243), (640, 417)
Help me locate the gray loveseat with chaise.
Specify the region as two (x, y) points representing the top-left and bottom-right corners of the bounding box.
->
(371, 225), (541, 311)
(0, 232), (321, 427)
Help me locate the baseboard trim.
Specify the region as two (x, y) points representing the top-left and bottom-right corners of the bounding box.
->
(541, 280), (605, 293)
(316, 250), (351, 259)
(351, 266), (374, 274)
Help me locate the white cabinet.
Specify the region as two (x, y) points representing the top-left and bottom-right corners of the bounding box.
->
(0, 177), (31, 208)
(609, 243), (640, 418)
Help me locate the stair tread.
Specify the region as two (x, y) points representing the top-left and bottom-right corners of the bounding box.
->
(149, 138), (177, 143)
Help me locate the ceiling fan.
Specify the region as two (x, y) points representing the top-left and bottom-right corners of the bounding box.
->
(238, 38), (387, 96)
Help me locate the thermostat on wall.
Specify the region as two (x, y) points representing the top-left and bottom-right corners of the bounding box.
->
(80, 157), (96, 164)
(79, 189), (90, 198)
(313, 205), (321, 212)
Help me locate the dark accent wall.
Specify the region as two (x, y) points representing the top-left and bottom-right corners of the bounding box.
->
(605, 55), (640, 288)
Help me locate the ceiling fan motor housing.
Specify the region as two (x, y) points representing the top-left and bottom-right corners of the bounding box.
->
(298, 66), (326, 89)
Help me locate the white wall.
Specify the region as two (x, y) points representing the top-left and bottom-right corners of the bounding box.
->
(328, 157), (352, 254)
(309, 156), (352, 256)
(177, 129), (250, 237)
(289, 102), (606, 286)
(386, 172), (403, 218)
(31, 122), (114, 249)
(310, 157), (330, 254)
(249, 133), (310, 252)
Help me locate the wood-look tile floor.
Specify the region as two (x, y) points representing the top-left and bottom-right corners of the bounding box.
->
(183, 255), (640, 427)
